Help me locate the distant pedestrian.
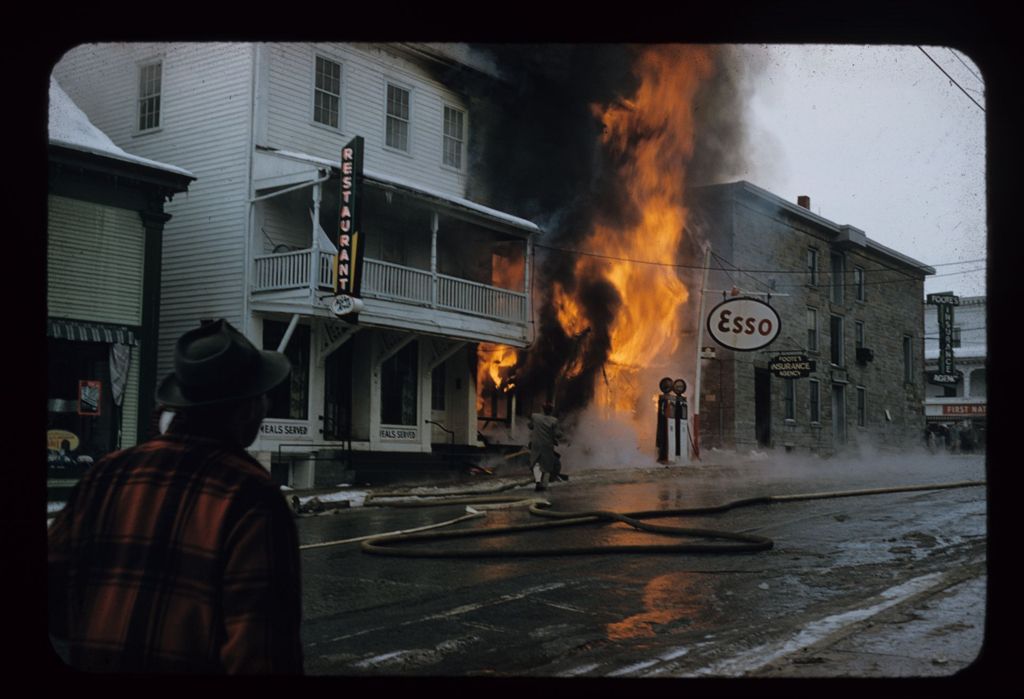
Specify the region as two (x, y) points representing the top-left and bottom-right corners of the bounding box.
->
(48, 319), (303, 674)
(528, 401), (563, 492)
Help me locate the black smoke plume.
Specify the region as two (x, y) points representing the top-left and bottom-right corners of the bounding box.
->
(468, 44), (757, 420)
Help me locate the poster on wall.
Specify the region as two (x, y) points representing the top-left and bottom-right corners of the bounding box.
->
(78, 380), (101, 416)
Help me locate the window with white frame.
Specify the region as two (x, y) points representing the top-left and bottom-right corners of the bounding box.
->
(856, 386), (866, 427)
(137, 61), (162, 131)
(381, 341), (418, 425)
(443, 105), (465, 170)
(807, 307), (818, 352)
(386, 83), (411, 152)
(830, 314), (844, 366)
(903, 335), (914, 383)
(262, 321), (310, 420)
(784, 378), (796, 421)
(854, 265), (865, 301)
(830, 251), (845, 304)
(314, 55), (342, 128)
(809, 379), (820, 423)
(807, 248), (819, 286)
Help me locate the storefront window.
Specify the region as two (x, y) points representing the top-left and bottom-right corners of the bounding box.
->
(47, 338), (116, 476)
(381, 341), (419, 425)
(262, 320), (310, 420)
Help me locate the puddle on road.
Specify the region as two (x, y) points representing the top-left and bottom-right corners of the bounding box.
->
(606, 571), (718, 640)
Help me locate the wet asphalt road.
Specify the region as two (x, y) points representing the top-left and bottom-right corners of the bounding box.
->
(296, 452), (987, 678)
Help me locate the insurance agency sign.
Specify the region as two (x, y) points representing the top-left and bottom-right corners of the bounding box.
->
(707, 297), (781, 351)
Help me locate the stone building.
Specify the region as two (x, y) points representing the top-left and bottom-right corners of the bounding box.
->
(688, 181), (934, 456)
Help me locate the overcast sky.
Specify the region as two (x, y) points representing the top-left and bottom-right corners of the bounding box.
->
(736, 44), (986, 300)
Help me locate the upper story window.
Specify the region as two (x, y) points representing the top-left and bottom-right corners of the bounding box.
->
(853, 265), (865, 301)
(855, 320), (865, 349)
(830, 251), (845, 304)
(903, 334), (914, 383)
(314, 55), (342, 129)
(137, 60), (162, 132)
(783, 378), (796, 421)
(830, 314), (844, 366)
(386, 83), (411, 152)
(443, 105), (466, 170)
(952, 326), (962, 348)
(806, 307), (819, 353)
(806, 248), (819, 286)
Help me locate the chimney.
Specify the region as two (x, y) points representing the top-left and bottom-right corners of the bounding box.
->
(797, 195), (811, 209)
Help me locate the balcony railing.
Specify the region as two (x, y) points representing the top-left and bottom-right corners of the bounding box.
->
(253, 249), (527, 323)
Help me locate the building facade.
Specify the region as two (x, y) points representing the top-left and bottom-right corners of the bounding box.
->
(52, 43), (537, 486)
(47, 77), (193, 478)
(924, 295), (986, 451)
(689, 182), (934, 456)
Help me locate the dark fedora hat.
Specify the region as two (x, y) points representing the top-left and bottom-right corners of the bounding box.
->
(156, 319), (292, 408)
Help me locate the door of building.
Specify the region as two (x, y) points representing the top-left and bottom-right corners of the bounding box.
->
(832, 383), (847, 446)
(755, 368), (771, 447)
(323, 341), (353, 442)
(430, 360), (451, 445)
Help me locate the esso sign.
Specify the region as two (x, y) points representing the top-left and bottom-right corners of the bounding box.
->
(707, 297), (781, 351)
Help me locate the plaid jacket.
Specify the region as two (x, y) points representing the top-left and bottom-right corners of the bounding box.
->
(48, 433), (303, 674)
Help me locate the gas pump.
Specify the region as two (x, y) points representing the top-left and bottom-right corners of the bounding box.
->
(656, 377), (689, 464)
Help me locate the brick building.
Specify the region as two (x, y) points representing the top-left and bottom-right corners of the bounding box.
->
(688, 181), (934, 456)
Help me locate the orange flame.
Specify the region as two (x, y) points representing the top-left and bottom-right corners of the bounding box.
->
(476, 343), (518, 412)
(476, 245), (525, 413)
(556, 45), (713, 415)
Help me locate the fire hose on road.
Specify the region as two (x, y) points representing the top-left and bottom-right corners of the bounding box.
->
(299, 480), (986, 557)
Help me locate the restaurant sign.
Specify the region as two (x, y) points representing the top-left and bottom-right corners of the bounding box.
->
(334, 136), (365, 316)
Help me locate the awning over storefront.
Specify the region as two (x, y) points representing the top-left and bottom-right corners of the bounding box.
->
(47, 318), (139, 346)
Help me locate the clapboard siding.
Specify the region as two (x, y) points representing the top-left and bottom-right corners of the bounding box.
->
(53, 43), (255, 379)
(48, 195), (145, 325)
(263, 43), (468, 198)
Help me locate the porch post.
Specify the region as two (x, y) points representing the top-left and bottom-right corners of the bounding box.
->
(523, 236), (532, 325)
(430, 211), (439, 309)
(309, 180), (322, 295)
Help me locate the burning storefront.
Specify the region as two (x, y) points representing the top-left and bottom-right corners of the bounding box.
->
(472, 44), (750, 461)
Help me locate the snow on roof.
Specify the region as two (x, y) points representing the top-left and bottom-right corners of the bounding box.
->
(266, 147), (539, 234)
(48, 77), (194, 179)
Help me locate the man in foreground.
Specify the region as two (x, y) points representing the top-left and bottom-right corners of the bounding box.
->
(48, 319), (304, 674)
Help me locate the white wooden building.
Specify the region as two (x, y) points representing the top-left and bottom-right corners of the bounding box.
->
(52, 43), (538, 485)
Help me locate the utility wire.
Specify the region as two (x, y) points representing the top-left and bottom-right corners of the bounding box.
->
(948, 47), (983, 84)
(535, 242), (982, 276)
(918, 46), (985, 112)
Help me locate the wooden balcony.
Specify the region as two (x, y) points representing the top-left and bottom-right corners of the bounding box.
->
(252, 249), (528, 326)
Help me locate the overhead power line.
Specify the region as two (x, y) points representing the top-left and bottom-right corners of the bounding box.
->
(918, 46), (985, 113)
(535, 242), (983, 276)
